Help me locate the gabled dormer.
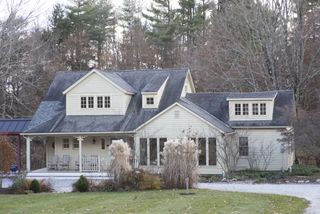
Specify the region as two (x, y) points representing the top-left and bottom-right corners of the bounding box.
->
(63, 69), (136, 116)
(227, 91), (277, 121)
(181, 70), (196, 97)
(141, 74), (169, 109)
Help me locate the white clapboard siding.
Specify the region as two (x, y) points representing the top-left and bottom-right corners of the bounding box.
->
(66, 72), (132, 115)
(135, 104), (224, 174)
(235, 129), (294, 171)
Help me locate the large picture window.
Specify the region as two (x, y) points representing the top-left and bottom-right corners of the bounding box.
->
(208, 138), (217, 165)
(198, 138), (206, 166)
(150, 138), (157, 165)
(239, 137), (249, 156)
(140, 138), (147, 165)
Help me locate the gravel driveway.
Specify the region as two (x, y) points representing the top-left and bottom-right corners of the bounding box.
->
(198, 183), (320, 214)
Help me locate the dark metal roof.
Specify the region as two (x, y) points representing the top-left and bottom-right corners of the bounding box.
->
(186, 90), (294, 127)
(0, 118), (31, 134)
(226, 91), (278, 99)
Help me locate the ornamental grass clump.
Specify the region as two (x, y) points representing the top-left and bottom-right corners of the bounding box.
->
(162, 138), (199, 189)
(109, 140), (132, 183)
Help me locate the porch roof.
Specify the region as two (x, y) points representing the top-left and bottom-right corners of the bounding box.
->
(0, 118), (31, 134)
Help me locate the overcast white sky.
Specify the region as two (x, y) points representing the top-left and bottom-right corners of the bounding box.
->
(0, 0), (180, 27)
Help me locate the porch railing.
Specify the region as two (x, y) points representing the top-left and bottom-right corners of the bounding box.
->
(81, 156), (101, 172)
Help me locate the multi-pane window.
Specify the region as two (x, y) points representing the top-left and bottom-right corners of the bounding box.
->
(97, 96), (103, 108)
(101, 138), (106, 150)
(242, 104), (249, 115)
(260, 103), (266, 115)
(208, 138), (217, 165)
(252, 103), (259, 115)
(81, 97), (87, 108)
(146, 97), (154, 105)
(239, 137), (249, 156)
(235, 104), (241, 115)
(198, 138), (206, 166)
(73, 139), (79, 149)
(105, 96), (111, 108)
(63, 139), (70, 149)
(150, 138), (157, 165)
(140, 138), (147, 165)
(88, 97), (94, 108)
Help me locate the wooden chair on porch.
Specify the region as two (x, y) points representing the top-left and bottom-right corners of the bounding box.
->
(47, 155), (60, 170)
(60, 155), (71, 170)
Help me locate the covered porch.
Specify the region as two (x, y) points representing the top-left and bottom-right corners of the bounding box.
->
(24, 133), (135, 178)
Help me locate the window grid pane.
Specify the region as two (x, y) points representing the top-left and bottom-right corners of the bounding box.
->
(147, 97), (154, 105)
(239, 137), (249, 156)
(81, 97), (87, 108)
(88, 97), (94, 108)
(235, 104), (241, 115)
(242, 104), (249, 115)
(260, 103), (266, 115)
(105, 96), (111, 108)
(97, 96), (103, 108)
(63, 139), (69, 149)
(252, 103), (259, 115)
(73, 139), (79, 149)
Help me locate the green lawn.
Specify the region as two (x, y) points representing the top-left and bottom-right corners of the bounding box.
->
(0, 189), (308, 214)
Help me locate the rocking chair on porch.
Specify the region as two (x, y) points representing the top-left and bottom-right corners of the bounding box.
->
(60, 155), (71, 170)
(47, 155), (60, 170)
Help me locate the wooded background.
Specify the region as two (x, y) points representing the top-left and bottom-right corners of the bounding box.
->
(0, 0), (319, 165)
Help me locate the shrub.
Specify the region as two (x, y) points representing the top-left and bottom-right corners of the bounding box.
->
(138, 171), (161, 190)
(39, 180), (53, 192)
(74, 175), (89, 192)
(30, 179), (40, 193)
(92, 180), (119, 192)
(162, 138), (199, 189)
(291, 164), (320, 176)
(109, 140), (132, 182)
(9, 178), (29, 194)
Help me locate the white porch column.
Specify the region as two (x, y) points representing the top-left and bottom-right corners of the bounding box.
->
(25, 136), (33, 172)
(77, 136), (84, 172)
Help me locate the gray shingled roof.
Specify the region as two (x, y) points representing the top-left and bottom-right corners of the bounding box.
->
(178, 98), (234, 133)
(141, 73), (168, 92)
(25, 68), (189, 133)
(186, 90), (294, 127)
(0, 118), (31, 133)
(101, 72), (137, 94)
(25, 68), (293, 135)
(226, 91), (278, 99)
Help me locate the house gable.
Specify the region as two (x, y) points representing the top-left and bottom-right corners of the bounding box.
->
(181, 70), (196, 97)
(65, 71), (133, 116)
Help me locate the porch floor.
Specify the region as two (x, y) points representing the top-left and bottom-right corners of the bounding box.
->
(27, 168), (113, 180)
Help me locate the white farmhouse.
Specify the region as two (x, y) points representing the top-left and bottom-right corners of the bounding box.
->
(23, 68), (295, 179)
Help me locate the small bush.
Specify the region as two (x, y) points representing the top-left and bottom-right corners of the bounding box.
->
(74, 175), (89, 192)
(9, 178), (29, 194)
(138, 171), (161, 190)
(291, 164), (320, 176)
(39, 180), (53, 192)
(30, 179), (40, 193)
(91, 180), (119, 192)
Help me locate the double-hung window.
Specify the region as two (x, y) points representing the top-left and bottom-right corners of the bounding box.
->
(235, 104), (241, 115)
(252, 103), (259, 115)
(260, 103), (266, 115)
(97, 96), (103, 108)
(239, 137), (249, 156)
(242, 104), (249, 115)
(88, 97), (94, 108)
(81, 97), (87, 108)
(105, 96), (111, 108)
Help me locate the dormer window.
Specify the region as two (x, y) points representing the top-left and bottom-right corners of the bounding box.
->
(105, 96), (111, 108)
(252, 103), (259, 115)
(260, 103), (266, 115)
(97, 96), (103, 108)
(147, 97), (154, 105)
(235, 104), (241, 115)
(81, 97), (87, 108)
(242, 104), (249, 115)
(88, 97), (94, 108)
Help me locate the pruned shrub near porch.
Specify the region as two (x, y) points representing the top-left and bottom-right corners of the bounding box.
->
(9, 178), (52, 194)
(162, 138), (199, 189)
